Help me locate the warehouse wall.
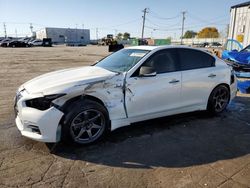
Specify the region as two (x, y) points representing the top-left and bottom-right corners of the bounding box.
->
(171, 38), (226, 45)
(36, 28), (47, 40)
(228, 6), (250, 47)
(36, 28), (90, 45)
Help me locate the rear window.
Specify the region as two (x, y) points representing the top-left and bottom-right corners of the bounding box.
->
(178, 48), (215, 71)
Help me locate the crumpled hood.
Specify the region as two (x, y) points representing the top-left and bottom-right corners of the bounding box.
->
(22, 66), (116, 94)
(224, 51), (250, 65)
(232, 52), (250, 64)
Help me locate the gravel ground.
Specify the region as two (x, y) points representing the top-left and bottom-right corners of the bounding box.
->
(0, 45), (249, 188)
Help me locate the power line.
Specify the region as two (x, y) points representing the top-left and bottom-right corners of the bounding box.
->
(188, 13), (229, 25)
(145, 18), (180, 29)
(149, 10), (180, 20)
(145, 25), (181, 31)
(108, 19), (141, 28)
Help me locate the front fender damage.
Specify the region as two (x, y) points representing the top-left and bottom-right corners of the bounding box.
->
(54, 73), (127, 122)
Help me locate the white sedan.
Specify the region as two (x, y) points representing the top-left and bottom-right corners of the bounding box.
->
(14, 46), (237, 144)
(29, 39), (43, 46)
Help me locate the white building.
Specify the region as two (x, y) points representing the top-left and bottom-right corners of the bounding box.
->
(228, 1), (250, 47)
(36, 27), (90, 45)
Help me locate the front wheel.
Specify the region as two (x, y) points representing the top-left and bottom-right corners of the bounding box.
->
(207, 85), (230, 114)
(62, 100), (109, 145)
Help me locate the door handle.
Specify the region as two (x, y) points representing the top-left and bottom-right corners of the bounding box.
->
(169, 79), (180, 84)
(208, 74), (216, 78)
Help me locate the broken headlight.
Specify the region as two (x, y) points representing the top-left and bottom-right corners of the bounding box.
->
(26, 94), (66, 110)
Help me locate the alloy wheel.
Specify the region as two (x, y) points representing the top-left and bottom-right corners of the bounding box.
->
(212, 87), (229, 112)
(70, 109), (105, 144)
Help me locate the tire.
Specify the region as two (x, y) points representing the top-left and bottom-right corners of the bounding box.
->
(61, 99), (109, 145)
(207, 85), (230, 114)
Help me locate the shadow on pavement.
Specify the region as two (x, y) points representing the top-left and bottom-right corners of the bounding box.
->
(48, 96), (250, 169)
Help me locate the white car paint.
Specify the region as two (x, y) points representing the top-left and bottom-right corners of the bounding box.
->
(15, 45), (237, 143)
(30, 40), (43, 46)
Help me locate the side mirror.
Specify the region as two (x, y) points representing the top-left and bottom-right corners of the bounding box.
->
(139, 66), (156, 77)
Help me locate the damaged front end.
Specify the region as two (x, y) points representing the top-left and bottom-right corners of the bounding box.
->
(225, 60), (250, 94)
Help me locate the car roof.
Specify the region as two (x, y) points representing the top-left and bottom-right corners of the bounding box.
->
(125, 45), (216, 58)
(126, 45), (159, 51)
(125, 45), (208, 52)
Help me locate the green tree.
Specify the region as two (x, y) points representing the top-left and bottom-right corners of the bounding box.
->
(123, 32), (130, 40)
(197, 27), (219, 38)
(116, 33), (123, 40)
(183, 30), (197, 38)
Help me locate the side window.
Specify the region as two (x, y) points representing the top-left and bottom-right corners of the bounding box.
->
(143, 49), (179, 74)
(178, 48), (215, 70)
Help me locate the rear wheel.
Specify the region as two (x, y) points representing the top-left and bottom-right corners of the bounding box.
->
(207, 85), (230, 114)
(62, 100), (109, 144)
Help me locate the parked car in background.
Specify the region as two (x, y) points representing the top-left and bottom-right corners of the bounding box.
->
(29, 39), (43, 46)
(8, 40), (30, 47)
(222, 39), (250, 93)
(0, 38), (5, 43)
(0, 38), (13, 47)
(18, 37), (32, 43)
(138, 39), (148, 45)
(208, 42), (222, 48)
(42, 38), (52, 47)
(15, 46), (237, 145)
(222, 40), (250, 73)
(193, 42), (209, 48)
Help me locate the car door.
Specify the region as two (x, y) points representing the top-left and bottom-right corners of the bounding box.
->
(125, 49), (182, 120)
(177, 48), (218, 108)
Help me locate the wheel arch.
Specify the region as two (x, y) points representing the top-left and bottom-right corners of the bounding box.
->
(59, 94), (111, 130)
(60, 94), (106, 112)
(206, 83), (231, 109)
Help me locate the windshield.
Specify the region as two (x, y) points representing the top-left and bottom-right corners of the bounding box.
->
(95, 49), (149, 72)
(241, 45), (250, 52)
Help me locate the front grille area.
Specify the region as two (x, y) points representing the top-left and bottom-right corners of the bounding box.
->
(27, 124), (41, 134)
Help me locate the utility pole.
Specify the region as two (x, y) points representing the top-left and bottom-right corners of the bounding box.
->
(30, 23), (33, 34)
(15, 29), (17, 38)
(75, 24), (78, 43)
(226, 24), (229, 38)
(141, 8), (148, 39)
(3, 23), (7, 38)
(82, 24), (84, 30)
(181, 11), (186, 45)
(96, 28), (98, 40)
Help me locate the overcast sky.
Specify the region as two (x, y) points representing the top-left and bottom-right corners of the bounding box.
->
(0, 0), (246, 39)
